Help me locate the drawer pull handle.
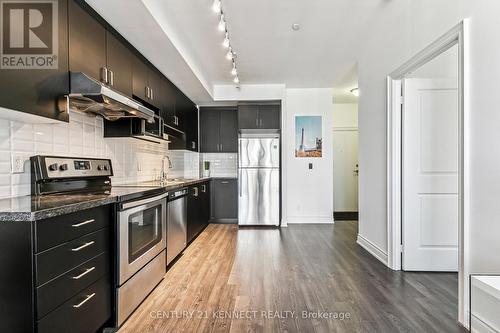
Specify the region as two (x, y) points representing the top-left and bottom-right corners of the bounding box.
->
(201, 185), (207, 193)
(72, 266), (96, 280)
(71, 241), (95, 252)
(221, 181), (229, 184)
(72, 219), (95, 228)
(72, 293), (96, 308)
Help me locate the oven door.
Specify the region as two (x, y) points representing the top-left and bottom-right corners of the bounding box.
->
(118, 193), (167, 285)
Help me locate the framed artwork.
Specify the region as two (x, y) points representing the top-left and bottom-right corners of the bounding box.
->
(295, 115), (322, 157)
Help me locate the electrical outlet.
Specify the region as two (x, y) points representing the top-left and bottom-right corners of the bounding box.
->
(11, 153), (29, 174)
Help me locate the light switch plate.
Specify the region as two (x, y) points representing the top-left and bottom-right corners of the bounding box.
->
(11, 153), (29, 174)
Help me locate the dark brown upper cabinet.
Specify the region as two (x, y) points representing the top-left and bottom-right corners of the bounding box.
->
(168, 89), (198, 152)
(200, 107), (238, 153)
(69, 0), (133, 97)
(68, 0), (106, 82)
(0, 0), (69, 122)
(238, 103), (281, 130)
(106, 32), (133, 97)
(132, 56), (162, 108)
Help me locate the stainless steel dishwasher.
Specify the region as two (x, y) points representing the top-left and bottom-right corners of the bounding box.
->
(167, 188), (188, 265)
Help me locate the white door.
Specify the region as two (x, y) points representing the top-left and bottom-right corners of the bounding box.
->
(333, 130), (358, 212)
(403, 78), (459, 271)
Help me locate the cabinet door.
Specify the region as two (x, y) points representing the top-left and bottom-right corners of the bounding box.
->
(200, 108), (220, 153)
(0, 0), (69, 122)
(160, 79), (176, 127)
(106, 32), (133, 97)
(68, 0), (106, 81)
(201, 181), (211, 228)
(187, 186), (200, 243)
(132, 56), (149, 101)
(238, 105), (259, 129)
(219, 109), (238, 152)
(184, 103), (199, 152)
(147, 70), (162, 108)
(258, 105), (281, 129)
(212, 179), (238, 221)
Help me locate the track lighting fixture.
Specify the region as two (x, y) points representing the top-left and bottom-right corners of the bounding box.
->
(212, 0), (221, 13)
(218, 14), (226, 31)
(223, 33), (230, 48)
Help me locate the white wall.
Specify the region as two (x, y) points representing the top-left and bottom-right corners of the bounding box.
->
(284, 88), (334, 224)
(333, 103), (358, 128)
(356, 0), (500, 324)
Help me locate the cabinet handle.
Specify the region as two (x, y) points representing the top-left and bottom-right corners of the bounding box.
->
(71, 241), (95, 252)
(256, 117), (259, 127)
(193, 187), (199, 197)
(259, 118), (263, 127)
(150, 88), (154, 100)
(72, 219), (95, 228)
(175, 116), (179, 125)
(100, 67), (108, 84)
(73, 293), (96, 308)
(145, 86), (150, 99)
(220, 143), (223, 151)
(191, 141), (196, 149)
(72, 266), (96, 280)
(221, 181), (229, 184)
(201, 185), (206, 193)
(108, 70), (114, 86)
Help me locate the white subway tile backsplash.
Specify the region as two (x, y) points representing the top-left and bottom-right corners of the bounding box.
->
(0, 110), (204, 198)
(201, 153), (238, 178)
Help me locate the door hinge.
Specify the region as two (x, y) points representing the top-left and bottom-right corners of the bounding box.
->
(400, 96), (404, 104)
(400, 244), (404, 253)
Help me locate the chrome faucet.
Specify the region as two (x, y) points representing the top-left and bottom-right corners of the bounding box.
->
(160, 156), (173, 182)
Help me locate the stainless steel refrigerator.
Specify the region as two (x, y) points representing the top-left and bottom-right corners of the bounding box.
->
(238, 134), (280, 226)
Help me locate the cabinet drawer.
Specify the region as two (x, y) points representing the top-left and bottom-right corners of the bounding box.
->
(35, 205), (111, 253)
(37, 276), (111, 333)
(36, 228), (109, 286)
(37, 252), (109, 319)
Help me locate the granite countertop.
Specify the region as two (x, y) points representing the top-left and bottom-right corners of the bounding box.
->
(0, 186), (164, 222)
(0, 177), (235, 222)
(0, 178), (221, 222)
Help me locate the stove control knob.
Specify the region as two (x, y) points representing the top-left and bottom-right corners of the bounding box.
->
(48, 163), (58, 171)
(103, 165), (109, 171)
(59, 164), (68, 171)
(97, 165), (103, 171)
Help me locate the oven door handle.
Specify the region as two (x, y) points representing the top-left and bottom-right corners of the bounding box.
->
(120, 193), (168, 210)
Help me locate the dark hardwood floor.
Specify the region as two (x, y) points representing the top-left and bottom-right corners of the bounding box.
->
(119, 221), (467, 333)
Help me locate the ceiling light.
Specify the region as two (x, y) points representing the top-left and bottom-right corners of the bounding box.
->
(212, 0), (221, 13)
(218, 14), (226, 31)
(292, 23), (300, 31)
(226, 48), (233, 60)
(231, 66), (237, 76)
(350, 88), (359, 97)
(233, 76), (239, 84)
(223, 33), (230, 48)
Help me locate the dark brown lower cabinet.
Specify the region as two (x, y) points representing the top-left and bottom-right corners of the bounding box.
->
(211, 178), (238, 223)
(0, 205), (112, 333)
(187, 181), (211, 243)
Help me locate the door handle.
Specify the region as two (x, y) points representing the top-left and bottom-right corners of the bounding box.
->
(201, 185), (207, 193)
(71, 241), (95, 252)
(100, 67), (108, 84)
(193, 187), (199, 197)
(72, 219), (95, 228)
(73, 293), (96, 308)
(108, 70), (114, 86)
(72, 266), (96, 280)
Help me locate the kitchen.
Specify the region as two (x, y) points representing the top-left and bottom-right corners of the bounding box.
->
(1, 0), (496, 332)
(0, 0), (281, 332)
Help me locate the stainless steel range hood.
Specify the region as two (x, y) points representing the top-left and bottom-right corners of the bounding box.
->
(60, 72), (155, 122)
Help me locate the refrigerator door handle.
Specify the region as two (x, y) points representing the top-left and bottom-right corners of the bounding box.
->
(238, 169), (242, 197)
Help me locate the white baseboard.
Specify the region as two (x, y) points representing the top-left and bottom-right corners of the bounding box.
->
(285, 216), (334, 224)
(356, 234), (388, 266)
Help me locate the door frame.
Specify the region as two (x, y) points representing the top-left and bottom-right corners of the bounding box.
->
(386, 20), (470, 326)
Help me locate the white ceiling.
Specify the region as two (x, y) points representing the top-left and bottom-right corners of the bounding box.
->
(83, 0), (385, 104)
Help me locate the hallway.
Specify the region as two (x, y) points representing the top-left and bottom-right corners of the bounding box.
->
(119, 222), (466, 333)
